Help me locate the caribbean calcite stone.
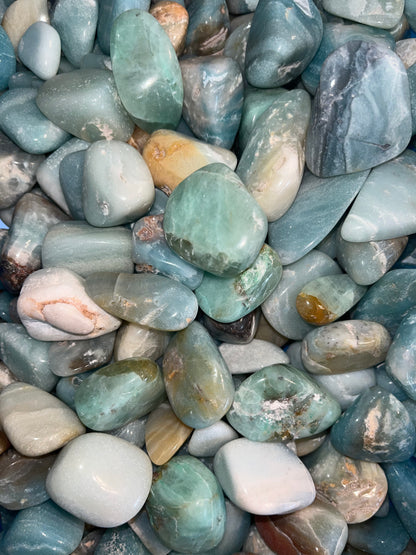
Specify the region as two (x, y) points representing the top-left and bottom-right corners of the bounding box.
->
(341, 151), (416, 242)
(214, 438), (315, 515)
(262, 250), (342, 341)
(268, 169), (368, 265)
(114, 322), (170, 362)
(42, 221), (134, 277)
(223, 16), (251, 74)
(7, 69), (43, 90)
(110, 417), (146, 448)
(162, 321), (234, 428)
(375, 362), (408, 402)
(145, 402), (192, 466)
(218, 339), (289, 374)
(75, 358), (166, 431)
(303, 439), (388, 523)
(55, 371), (94, 411)
(1, 0), (49, 50)
(301, 320), (391, 375)
(0, 361), (18, 392)
(85, 272), (198, 331)
(46, 433), (152, 527)
(128, 510), (171, 555)
(142, 129), (237, 194)
(0, 87), (70, 154)
(164, 163), (268, 277)
(237, 89), (311, 222)
(1, 500), (84, 555)
(0, 27), (16, 90)
(295, 432), (327, 458)
(394, 234), (416, 270)
(150, 1), (189, 56)
(322, 0), (404, 28)
(111, 9), (183, 133)
(306, 41), (411, 178)
(0, 382), (85, 457)
(330, 386), (416, 462)
(202, 309), (260, 344)
(36, 69), (134, 142)
(188, 420), (238, 458)
(17, 267), (121, 341)
(311, 368), (377, 411)
(59, 150), (86, 219)
(95, 525), (150, 555)
(180, 56), (243, 149)
(51, 0), (98, 68)
(255, 499), (348, 555)
(185, 0), (230, 56)
(384, 460), (416, 542)
(296, 274), (367, 326)
(226, 364), (341, 442)
(245, 0), (323, 88)
(228, 0), (258, 13)
(132, 214), (204, 290)
(17, 22), (60, 81)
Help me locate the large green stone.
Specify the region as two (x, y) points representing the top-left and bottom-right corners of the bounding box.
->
(110, 9), (183, 132)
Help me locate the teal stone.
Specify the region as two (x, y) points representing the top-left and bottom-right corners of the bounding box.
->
(95, 525), (151, 555)
(0, 88), (70, 154)
(8, 70), (43, 90)
(394, 234), (416, 270)
(0, 291), (15, 323)
(97, 0), (151, 55)
(376, 362), (408, 402)
(407, 62), (416, 136)
(306, 41), (411, 177)
(17, 22), (61, 81)
(268, 169), (369, 265)
(110, 9), (183, 133)
(227, 0), (258, 14)
(0, 507), (15, 544)
(80, 52), (112, 71)
(0, 27), (16, 90)
(227, 363), (341, 442)
(85, 272), (198, 331)
(162, 321), (235, 428)
(386, 309), (416, 400)
(301, 20), (395, 95)
(128, 509), (172, 555)
(148, 188), (168, 216)
(384, 459), (416, 541)
(180, 56), (243, 149)
(185, 0), (230, 56)
(223, 17), (251, 73)
(322, 0), (404, 28)
(36, 69), (134, 142)
(245, 0), (323, 88)
(42, 221), (134, 277)
(0, 323), (57, 391)
(1, 500), (84, 555)
(59, 150), (86, 219)
(195, 244), (282, 323)
(74, 358), (165, 431)
(330, 386), (416, 462)
(405, 0), (416, 28)
(132, 214), (204, 290)
(146, 455), (226, 553)
(341, 151), (416, 242)
(51, 0), (98, 67)
(164, 163), (268, 277)
(261, 250), (342, 341)
(55, 370), (95, 411)
(352, 269), (416, 336)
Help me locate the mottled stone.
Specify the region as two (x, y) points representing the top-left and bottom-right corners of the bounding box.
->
(1, 0), (49, 50)
(95, 525), (150, 555)
(150, 1), (189, 55)
(295, 432), (327, 457)
(312, 368), (377, 411)
(188, 420), (238, 458)
(54, 371), (94, 411)
(0, 27), (16, 90)
(384, 460), (416, 542)
(322, 0), (404, 28)
(110, 417), (146, 448)
(227, 0), (258, 13)
(17, 22), (61, 81)
(185, 0), (230, 56)
(114, 322), (170, 362)
(128, 509), (171, 555)
(223, 16), (251, 74)
(219, 339), (288, 374)
(202, 309), (260, 344)
(59, 150), (86, 220)
(70, 529), (105, 555)
(243, 525), (275, 555)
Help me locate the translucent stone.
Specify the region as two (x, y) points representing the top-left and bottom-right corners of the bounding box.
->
(295, 432), (327, 457)
(218, 339), (289, 374)
(2, 0), (49, 50)
(149, 1), (189, 55)
(188, 421), (239, 458)
(185, 0), (230, 56)
(0, 27), (16, 91)
(223, 16), (251, 74)
(202, 309), (260, 345)
(17, 22), (61, 81)
(243, 525), (275, 555)
(114, 322), (170, 362)
(128, 509), (171, 555)
(322, 0), (404, 28)
(55, 371), (94, 411)
(109, 417), (146, 448)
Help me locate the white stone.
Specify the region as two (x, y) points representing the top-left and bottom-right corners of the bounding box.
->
(17, 267), (121, 341)
(46, 432), (153, 528)
(188, 421), (239, 457)
(219, 339), (289, 374)
(213, 438), (315, 515)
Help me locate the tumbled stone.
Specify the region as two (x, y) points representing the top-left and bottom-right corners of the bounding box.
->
(55, 371), (94, 412)
(95, 524), (150, 555)
(322, 0), (404, 29)
(7, 69), (43, 90)
(243, 525), (275, 555)
(18, 22), (60, 81)
(228, 0), (258, 13)
(0, 27), (16, 91)
(202, 309), (260, 344)
(384, 459), (416, 542)
(218, 339), (288, 374)
(311, 368), (377, 411)
(295, 432), (327, 457)
(185, 0), (230, 56)
(2, 0), (49, 50)
(114, 322), (170, 362)
(128, 509), (171, 555)
(223, 16), (251, 74)
(188, 420), (238, 458)
(150, 1), (189, 55)
(59, 150), (86, 219)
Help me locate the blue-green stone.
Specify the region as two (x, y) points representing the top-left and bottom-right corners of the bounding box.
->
(0, 500), (84, 555)
(80, 52), (112, 71)
(162, 321), (234, 428)
(85, 272), (198, 331)
(226, 363), (341, 442)
(0, 88), (70, 154)
(111, 9), (183, 133)
(95, 524), (151, 555)
(195, 244), (282, 323)
(0, 26), (16, 90)
(55, 370), (95, 411)
(376, 362), (409, 402)
(185, 0), (230, 56)
(384, 459), (416, 541)
(394, 233), (416, 270)
(8, 69), (43, 90)
(223, 17), (251, 73)
(17, 22), (61, 81)
(407, 62), (416, 136)
(331, 386), (416, 462)
(146, 455), (226, 553)
(405, 0), (416, 28)
(385, 309), (416, 400)
(306, 41), (411, 177)
(227, 0), (258, 14)
(245, 0), (323, 88)
(0, 291), (15, 323)
(59, 150), (86, 220)
(148, 188), (168, 216)
(322, 0), (404, 28)
(164, 163), (268, 277)
(0, 507), (16, 544)
(75, 358), (165, 431)
(36, 69), (134, 142)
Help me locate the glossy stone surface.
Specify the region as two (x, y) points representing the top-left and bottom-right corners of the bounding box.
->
(55, 370), (94, 411)
(0, 27), (16, 90)
(376, 362), (408, 402)
(237, 90), (310, 222)
(46, 433), (152, 527)
(114, 322), (170, 362)
(181, 56), (243, 149)
(146, 455), (226, 552)
(17, 22), (60, 81)
(0, 87), (70, 154)
(128, 509), (171, 555)
(384, 459), (416, 541)
(162, 321), (234, 428)
(311, 368), (377, 411)
(227, 364), (340, 442)
(164, 164), (268, 277)
(306, 41), (411, 177)
(1, 0), (49, 50)
(202, 309), (260, 344)
(7, 69), (43, 90)
(245, 0), (323, 88)
(111, 9), (183, 133)
(59, 150), (86, 219)
(228, 0), (258, 13)
(188, 420), (238, 458)
(301, 320), (391, 374)
(223, 16), (251, 74)
(109, 416), (146, 448)
(322, 0), (404, 28)
(36, 69), (134, 142)
(85, 272), (198, 331)
(150, 1), (189, 56)
(185, 0), (230, 56)
(243, 525), (275, 555)
(214, 438), (315, 515)
(95, 524), (150, 555)
(218, 339), (288, 374)
(0, 382), (85, 457)
(75, 358), (165, 431)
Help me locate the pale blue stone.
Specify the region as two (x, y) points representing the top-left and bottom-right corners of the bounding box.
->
(386, 309), (416, 401)
(80, 52), (112, 71)
(55, 370), (95, 411)
(227, 0), (258, 14)
(405, 0), (416, 29)
(0, 26), (16, 91)
(376, 362), (409, 402)
(59, 150), (86, 220)
(394, 234), (416, 270)
(223, 17), (251, 73)
(148, 189), (168, 216)
(17, 22), (61, 81)
(8, 70), (43, 90)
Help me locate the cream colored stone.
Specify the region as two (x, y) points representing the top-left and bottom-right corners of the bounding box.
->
(150, 1), (189, 55)
(2, 0), (49, 50)
(114, 321), (171, 362)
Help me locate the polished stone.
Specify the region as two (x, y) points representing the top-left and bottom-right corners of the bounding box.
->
(17, 22), (60, 80)
(384, 459), (416, 541)
(7, 69), (43, 90)
(295, 432), (327, 458)
(114, 322), (170, 362)
(95, 524), (150, 555)
(202, 309), (260, 344)
(243, 525), (275, 555)
(322, 0), (404, 28)
(55, 370), (95, 411)
(223, 16), (251, 74)
(188, 420), (238, 458)
(1, 0), (49, 50)
(150, 1), (189, 56)
(376, 362), (408, 402)
(109, 416), (146, 448)
(228, 0), (258, 13)
(128, 509), (171, 555)
(218, 339), (288, 374)
(185, 0), (230, 56)
(0, 27), (16, 90)
(59, 150), (86, 220)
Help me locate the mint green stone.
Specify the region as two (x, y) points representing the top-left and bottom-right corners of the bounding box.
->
(146, 455), (226, 553)
(226, 363), (341, 442)
(111, 9), (183, 132)
(74, 358), (165, 431)
(195, 244), (282, 323)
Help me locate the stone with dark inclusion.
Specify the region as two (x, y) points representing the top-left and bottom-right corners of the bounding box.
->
(202, 309), (260, 344)
(185, 0), (230, 56)
(95, 524), (151, 555)
(146, 455), (226, 553)
(384, 458), (416, 541)
(305, 41), (411, 178)
(245, 0), (323, 88)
